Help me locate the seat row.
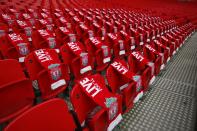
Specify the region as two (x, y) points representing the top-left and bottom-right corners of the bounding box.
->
(0, 30), (195, 131)
(0, 7), (196, 131)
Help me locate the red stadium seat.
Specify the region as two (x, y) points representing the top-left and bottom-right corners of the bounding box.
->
(105, 33), (126, 59)
(165, 33), (180, 52)
(143, 44), (163, 74)
(85, 37), (112, 71)
(11, 20), (33, 42)
(118, 30), (136, 54)
(151, 39), (170, 64)
(76, 22), (91, 43)
(54, 26), (73, 46)
(4, 98), (77, 131)
(159, 35), (175, 57)
(0, 59), (35, 124)
(106, 59), (142, 113)
(32, 29), (60, 50)
(128, 27), (141, 50)
(70, 74), (122, 131)
(34, 19), (53, 31)
(60, 41), (93, 79)
(21, 13), (35, 27)
(0, 33), (32, 63)
(25, 49), (70, 100)
(128, 51), (154, 92)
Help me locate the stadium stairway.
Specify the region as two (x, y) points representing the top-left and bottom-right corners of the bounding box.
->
(116, 32), (197, 131)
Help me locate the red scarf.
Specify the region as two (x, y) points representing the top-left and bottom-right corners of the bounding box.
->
(38, 19), (53, 31)
(79, 24), (89, 36)
(144, 44), (163, 61)
(118, 40), (126, 55)
(54, 12), (62, 18)
(37, 29), (57, 49)
(107, 33), (119, 49)
(131, 51), (154, 76)
(1, 14), (14, 26)
(67, 42), (92, 74)
(41, 13), (49, 19)
(73, 16), (81, 23)
(33, 49), (66, 90)
(59, 17), (67, 25)
(111, 60), (142, 92)
(107, 33), (118, 41)
(119, 31), (134, 50)
(66, 42), (84, 56)
(154, 40), (171, 55)
(89, 37), (111, 63)
(78, 75), (122, 130)
(39, 19), (49, 26)
(7, 33), (30, 62)
(16, 20), (32, 37)
(79, 52), (92, 74)
(17, 20), (29, 28)
(59, 27), (70, 35)
(22, 13), (31, 20)
(119, 30), (129, 40)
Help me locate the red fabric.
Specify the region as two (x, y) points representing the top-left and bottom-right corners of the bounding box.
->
(76, 23), (89, 38)
(7, 33), (30, 57)
(58, 27), (70, 36)
(37, 29), (57, 49)
(1, 14), (14, 27)
(15, 20), (32, 36)
(66, 42), (92, 71)
(78, 75), (121, 123)
(106, 33), (121, 55)
(33, 49), (65, 89)
(111, 60), (135, 80)
(16, 20), (30, 29)
(154, 39), (168, 49)
(66, 42), (84, 56)
(22, 13), (32, 20)
(110, 59), (142, 89)
(144, 44), (160, 56)
(90, 37), (111, 63)
(58, 17), (68, 25)
(40, 12), (49, 19)
(131, 51), (149, 66)
(38, 19), (49, 27)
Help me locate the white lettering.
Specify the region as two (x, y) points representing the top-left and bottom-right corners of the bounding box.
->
(90, 38), (100, 45)
(39, 19), (48, 25)
(111, 61), (128, 74)
(35, 49), (52, 62)
(59, 27), (68, 33)
(8, 33), (23, 41)
(79, 77), (102, 97)
(38, 30), (49, 37)
(17, 20), (27, 27)
(108, 33), (117, 40)
(132, 52), (144, 61)
(145, 44), (156, 53)
(67, 42), (81, 52)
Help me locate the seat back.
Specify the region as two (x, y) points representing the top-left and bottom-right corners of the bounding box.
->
(32, 30), (46, 49)
(95, 48), (110, 71)
(106, 60), (131, 93)
(25, 50), (69, 100)
(0, 59), (34, 123)
(4, 98), (76, 131)
(71, 54), (93, 80)
(143, 45), (156, 61)
(128, 54), (145, 74)
(60, 44), (76, 66)
(70, 84), (98, 124)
